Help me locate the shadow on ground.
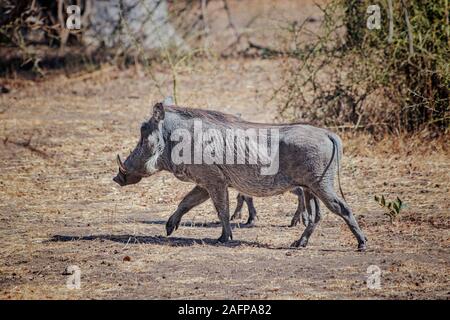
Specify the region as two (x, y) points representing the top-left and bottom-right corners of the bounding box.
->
(140, 219), (258, 229)
(48, 234), (273, 248)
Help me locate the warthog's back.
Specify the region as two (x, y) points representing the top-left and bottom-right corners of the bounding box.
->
(163, 106), (339, 197)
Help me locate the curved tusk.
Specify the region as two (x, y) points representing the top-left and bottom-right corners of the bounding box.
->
(116, 154), (127, 174)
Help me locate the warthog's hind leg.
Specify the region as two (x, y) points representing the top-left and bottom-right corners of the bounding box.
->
(231, 194), (257, 226)
(243, 196), (257, 226)
(291, 190), (321, 247)
(290, 188), (306, 227)
(313, 186), (367, 251)
(166, 186), (210, 236)
(231, 194), (245, 221)
(208, 186), (233, 243)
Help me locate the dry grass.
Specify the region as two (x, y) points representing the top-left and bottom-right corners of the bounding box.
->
(0, 56), (448, 299)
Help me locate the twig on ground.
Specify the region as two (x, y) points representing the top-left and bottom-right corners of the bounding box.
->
(4, 135), (50, 158)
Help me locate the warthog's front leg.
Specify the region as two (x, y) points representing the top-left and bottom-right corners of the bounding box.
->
(207, 186), (233, 243)
(166, 186), (210, 236)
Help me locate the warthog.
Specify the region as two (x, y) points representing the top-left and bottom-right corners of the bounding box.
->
(113, 102), (367, 250)
(232, 189), (319, 228)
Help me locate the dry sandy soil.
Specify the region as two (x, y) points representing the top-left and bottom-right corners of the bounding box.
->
(0, 0), (448, 301)
(0, 56), (448, 300)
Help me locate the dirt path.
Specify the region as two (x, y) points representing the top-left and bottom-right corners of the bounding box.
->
(0, 58), (449, 299)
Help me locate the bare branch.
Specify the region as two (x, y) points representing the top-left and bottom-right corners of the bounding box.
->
(387, 0), (394, 43)
(401, 0), (414, 55)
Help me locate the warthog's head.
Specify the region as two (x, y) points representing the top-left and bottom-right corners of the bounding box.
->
(113, 103), (165, 186)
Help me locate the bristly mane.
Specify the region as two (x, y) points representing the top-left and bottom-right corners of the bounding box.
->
(165, 105), (240, 122)
(164, 105), (312, 127)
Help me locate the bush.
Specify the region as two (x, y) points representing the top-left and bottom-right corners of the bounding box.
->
(277, 0), (449, 135)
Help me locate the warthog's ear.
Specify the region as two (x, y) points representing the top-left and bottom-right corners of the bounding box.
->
(153, 102), (165, 122)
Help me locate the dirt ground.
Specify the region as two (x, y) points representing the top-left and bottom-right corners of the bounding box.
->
(0, 55), (448, 300)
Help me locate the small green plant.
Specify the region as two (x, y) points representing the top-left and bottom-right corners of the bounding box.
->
(374, 195), (406, 222)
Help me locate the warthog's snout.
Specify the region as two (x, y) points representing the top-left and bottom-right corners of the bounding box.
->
(113, 171), (142, 186)
(113, 154), (143, 186)
(113, 174), (126, 186)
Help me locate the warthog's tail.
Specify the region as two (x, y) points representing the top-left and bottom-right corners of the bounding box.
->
(328, 134), (346, 202)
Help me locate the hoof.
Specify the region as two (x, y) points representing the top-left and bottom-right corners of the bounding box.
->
(290, 240), (300, 247)
(231, 213), (241, 221)
(357, 242), (367, 252)
(165, 219), (180, 236)
(165, 225), (175, 236)
(243, 220), (256, 228)
(289, 219), (299, 227)
(217, 236), (230, 243)
(290, 239), (308, 248)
